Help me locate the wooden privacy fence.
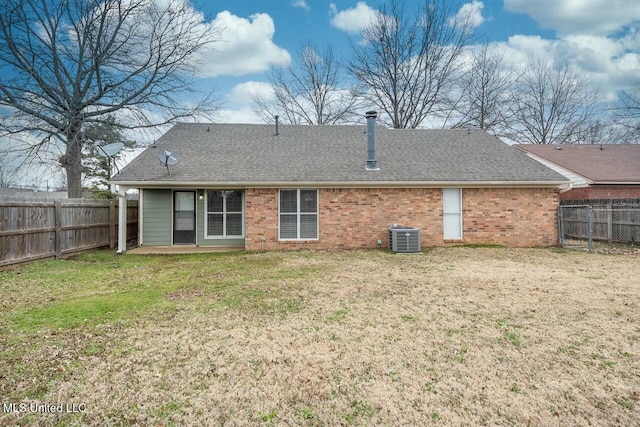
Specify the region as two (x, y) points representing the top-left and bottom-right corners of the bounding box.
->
(0, 198), (138, 267)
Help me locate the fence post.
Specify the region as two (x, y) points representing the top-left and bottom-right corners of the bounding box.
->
(607, 202), (613, 244)
(54, 200), (63, 259)
(109, 200), (116, 249)
(588, 205), (593, 253)
(557, 206), (564, 246)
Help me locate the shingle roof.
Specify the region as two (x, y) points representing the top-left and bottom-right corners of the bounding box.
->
(112, 123), (567, 185)
(516, 144), (640, 184)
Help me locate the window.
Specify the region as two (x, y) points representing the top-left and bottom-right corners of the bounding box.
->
(443, 188), (462, 240)
(206, 190), (243, 237)
(279, 189), (318, 240)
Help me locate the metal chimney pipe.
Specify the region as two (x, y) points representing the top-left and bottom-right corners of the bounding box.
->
(365, 110), (380, 170)
(275, 115), (279, 136)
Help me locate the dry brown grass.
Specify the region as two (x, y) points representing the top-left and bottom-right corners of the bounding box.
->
(2, 247), (639, 426)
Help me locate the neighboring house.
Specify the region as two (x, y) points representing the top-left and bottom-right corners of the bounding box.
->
(515, 144), (640, 201)
(110, 113), (568, 252)
(0, 187), (91, 200)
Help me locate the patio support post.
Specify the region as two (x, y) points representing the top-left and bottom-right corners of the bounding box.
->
(118, 195), (127, 254)
(111, 184), (129, 254)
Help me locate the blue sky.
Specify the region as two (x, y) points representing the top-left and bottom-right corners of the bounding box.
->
(184, 0), (640, 123)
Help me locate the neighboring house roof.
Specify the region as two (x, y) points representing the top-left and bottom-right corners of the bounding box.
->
(112, 123), (567, 186)
(516, 144), (640, 184)
(0, 188), (71, 199)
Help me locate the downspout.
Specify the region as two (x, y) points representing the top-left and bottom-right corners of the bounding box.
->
(111, 184), (129, 254)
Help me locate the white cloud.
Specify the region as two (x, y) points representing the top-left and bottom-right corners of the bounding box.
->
(497, 1), (640, 97)
(212, 107), (264, 124)
(504, 35), (554, 64)
(209, 81), (274, 124)
(484, 32), (640, 100)
(227, 81), (274, 105)
(291, 0), (310, 11)
(455, 1), (485, 29)
(329, 1), (379, 35)
(560, 35), (624, 73)
(504, 0), (640, 36)
(197, 11), (290, 77)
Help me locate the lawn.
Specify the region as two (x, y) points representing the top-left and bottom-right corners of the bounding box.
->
(0, 248), (639, 426)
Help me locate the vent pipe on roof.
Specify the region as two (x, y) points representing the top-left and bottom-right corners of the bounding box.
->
(365, 110), (380, 171)
(275, 115), (279, 136)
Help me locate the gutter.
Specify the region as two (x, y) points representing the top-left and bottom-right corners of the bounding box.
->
(591, 181), (640, 185)
(109, 180), (568, 189)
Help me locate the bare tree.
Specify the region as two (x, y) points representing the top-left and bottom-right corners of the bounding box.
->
(347, 0), (474, 129)
(507, 59), (598, 144)
(611, 90), (640, 142)
(0, 163), (17, 187)
(253, 42), (362, 125)
(444, 42), (517, 135)
(0, 0), (220, 197)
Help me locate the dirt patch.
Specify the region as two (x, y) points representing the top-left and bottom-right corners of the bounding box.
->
(2, 248), (639, 426)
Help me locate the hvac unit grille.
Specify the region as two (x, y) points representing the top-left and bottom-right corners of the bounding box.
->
(388, 226), (421, 253)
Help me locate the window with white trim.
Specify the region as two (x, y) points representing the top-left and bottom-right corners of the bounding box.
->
(443, 188), (462, 240)
(206, 190), (244, 237)
(279, 189), (318, 240)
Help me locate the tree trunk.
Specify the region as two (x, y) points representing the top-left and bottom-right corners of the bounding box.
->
(65, 161), (83, 198)
(64, 128), (84, 198)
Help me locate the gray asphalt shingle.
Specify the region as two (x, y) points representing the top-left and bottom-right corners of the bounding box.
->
(112, 123), (567, 184)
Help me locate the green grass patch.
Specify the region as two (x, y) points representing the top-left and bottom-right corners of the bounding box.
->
(1, 249), (329, 333)
(326, 305), (348, 323)
(496, 317), (524, 347)
(343, 400), (377, 424)
(10, 289), (168, 331)
(400, 314), (417, 322)
(298, 407), (314, 420)
(260, 410), (277, 423)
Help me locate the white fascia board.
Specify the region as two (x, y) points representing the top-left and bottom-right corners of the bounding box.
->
(110, 180), (568, 189)
(520, 152), (591, 188)
(593, 181), (640, 185)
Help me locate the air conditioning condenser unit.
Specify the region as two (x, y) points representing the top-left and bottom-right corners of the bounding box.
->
(388, 226), (421, 253)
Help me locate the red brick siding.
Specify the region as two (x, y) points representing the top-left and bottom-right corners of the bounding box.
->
(462, 188), (558, 247)
(560, 185), (640, 201)
(245, 187), (559, 250)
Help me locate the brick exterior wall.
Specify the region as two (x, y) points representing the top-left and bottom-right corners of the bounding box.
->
(560, 185), (640, 201)
(244, 187), (559, 250)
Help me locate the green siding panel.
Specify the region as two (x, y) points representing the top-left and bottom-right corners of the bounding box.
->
(197, 189), (245, 247)
(142, 189), (172, 246)
(141, 188), (245, 247)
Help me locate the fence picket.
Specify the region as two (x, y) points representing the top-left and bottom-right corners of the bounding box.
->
(0, 198), (138, 267)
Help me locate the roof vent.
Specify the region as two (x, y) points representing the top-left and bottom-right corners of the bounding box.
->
(275, 115), (279, 136)
(365, 110), (380, 171)
(388, 226), (421, 253)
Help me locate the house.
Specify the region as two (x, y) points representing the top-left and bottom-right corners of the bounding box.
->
(515, 144), (640, 201)
(0, 187), (92, 200)
(110, 113), (568, 253)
